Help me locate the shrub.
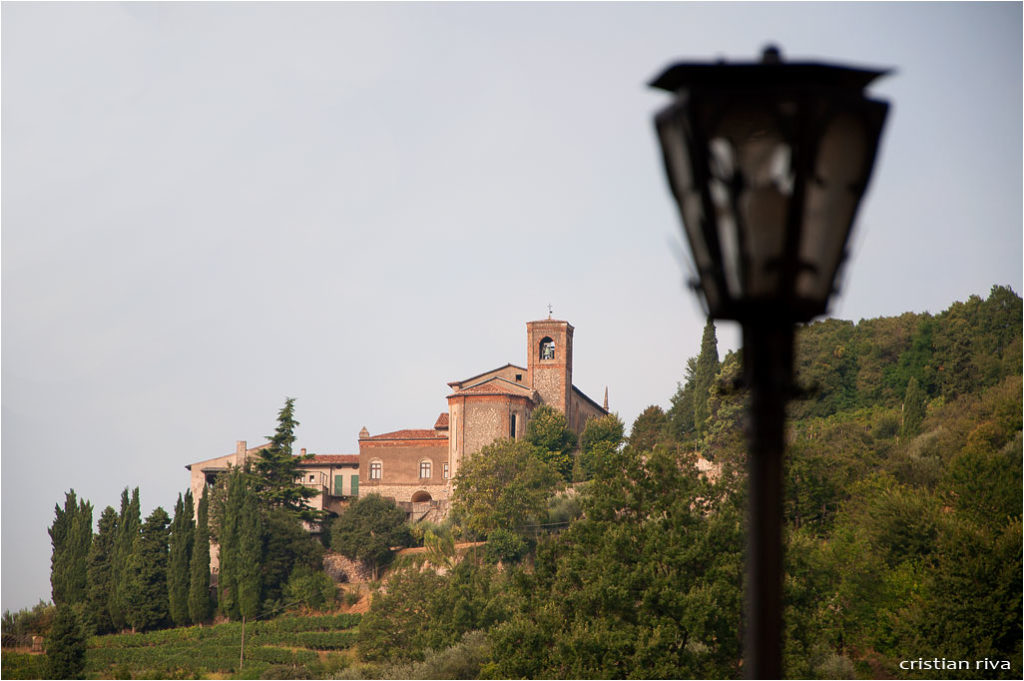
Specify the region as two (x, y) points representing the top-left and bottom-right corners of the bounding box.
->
(484, 529), (530, 564)
(284, 567), (336, 611)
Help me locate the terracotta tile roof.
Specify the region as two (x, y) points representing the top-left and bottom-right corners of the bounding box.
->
(303, 454), (360, 465)
(434, 412), (449, 429)
(361, 429), (449, 441)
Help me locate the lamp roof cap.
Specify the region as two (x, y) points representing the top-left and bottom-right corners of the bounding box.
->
(650, 48), (890, 93)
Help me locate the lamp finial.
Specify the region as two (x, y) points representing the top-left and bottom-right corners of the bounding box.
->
(761, 45), (782, 64)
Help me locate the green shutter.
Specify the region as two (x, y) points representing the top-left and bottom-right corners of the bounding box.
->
(334, 475), (344, 496)
(350, 475), (359, 497)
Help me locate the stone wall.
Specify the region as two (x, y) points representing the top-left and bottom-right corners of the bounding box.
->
(323, 551), (374, 583)
(361, 482), (449, 504)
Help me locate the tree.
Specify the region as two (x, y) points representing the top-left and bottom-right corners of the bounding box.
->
(284, 566), (335, 611)
(216, 469), (245, 619)
(123, 506), (171, 632)
(250, 397), (319, 522)
(45, 605), (86, 680)
(236, 484), (264, 621)
(331, 494), (412, 579)
(49, 490), (93, 607)
(109, 487), (140, 630)
(188, 490), (213, 624)
(578, 413), (625, 479)
(666, 357), (698, 444)
(451, 439), (562, 541)
(524, 404), (577, 480)
(84, 505), (118, 634)
(693, 319), (720, 438)
(259, 508), (323, 609)
(627, 405), (669, 452)
(488, 444), (743, 679)
(167, 491), (194, 627)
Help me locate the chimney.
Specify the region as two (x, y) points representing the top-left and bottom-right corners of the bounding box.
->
(300, 448), (307, 456)
(236, 440), (247, 464)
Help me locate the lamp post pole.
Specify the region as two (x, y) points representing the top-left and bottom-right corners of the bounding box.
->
(743, 321), (794, 679)
(649, 47), (890, 679)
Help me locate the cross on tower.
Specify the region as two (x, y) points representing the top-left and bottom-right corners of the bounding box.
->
(547, 303), (553, 319)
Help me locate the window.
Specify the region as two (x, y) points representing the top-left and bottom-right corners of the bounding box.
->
(515, 373), (523, 382)
(540, 337), (555, 360)
(309, 474), (315, 482)
(443, 463), (449, 479)
(419, 460), (432, 479)
(510, 413), (518, 439)
(370, 461), (382, 480)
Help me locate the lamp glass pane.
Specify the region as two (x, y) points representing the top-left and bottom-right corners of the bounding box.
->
(712, 103), (794, 300)
(710, 176), (743, 299)
(657, 112), (716, 289)
(797, 111), (869, 302)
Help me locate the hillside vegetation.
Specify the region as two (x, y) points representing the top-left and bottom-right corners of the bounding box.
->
(5, 285), (1020, 679)
(351, 285), (1021, 680)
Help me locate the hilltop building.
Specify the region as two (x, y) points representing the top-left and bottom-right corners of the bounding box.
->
(185, 317), (607, 524)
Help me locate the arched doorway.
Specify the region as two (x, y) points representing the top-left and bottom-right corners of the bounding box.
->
(411, 490), (432, 503)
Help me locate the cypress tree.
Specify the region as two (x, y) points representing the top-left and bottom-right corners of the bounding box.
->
(84, 506), (118, 634)
(49, 490), (92, 607)
(46, 604), (86, 679)
(124, 507), (171, 632)
(109, 488), (140, 630)
(693, 319), (720, 439)
(167, 490), (194, 627)
(236, 485), (264, 620)
(188, 490), (213, 624)
(666, 357), (698, 443)
(217, 470), (244, 619)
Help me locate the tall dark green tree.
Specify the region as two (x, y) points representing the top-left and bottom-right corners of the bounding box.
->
(188, 490), (213, 624)
(236, 486), (264, 621)
(49, 490), (93, 607)
(666, 357), (698, 443)
(167, 490), (194, 627)
(260, 508), (323, 608)
(45, 604), (87, 679)
(217, 470), (244, 619)
(693, 319), (720, 439)
(84, 505), (118, 634)
(109, 488), (140, 631)
(124, 506), (171, 632)
(251, 397), (319, 522)
(217, 468), (267, 619)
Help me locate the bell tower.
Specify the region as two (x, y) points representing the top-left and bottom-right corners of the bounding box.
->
(526, 318), (574, 417)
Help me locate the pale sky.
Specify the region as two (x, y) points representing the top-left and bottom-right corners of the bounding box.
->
(3, 2), (1021, 613)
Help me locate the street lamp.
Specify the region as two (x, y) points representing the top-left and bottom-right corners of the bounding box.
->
(649, 46), (890, 678)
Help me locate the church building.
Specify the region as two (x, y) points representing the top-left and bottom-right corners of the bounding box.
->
(185, 317), (607, 523)
(358, 317), (607, 518)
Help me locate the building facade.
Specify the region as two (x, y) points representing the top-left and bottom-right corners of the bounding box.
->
(360, 318), (606, 515)
(186, 317), (607, 523)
